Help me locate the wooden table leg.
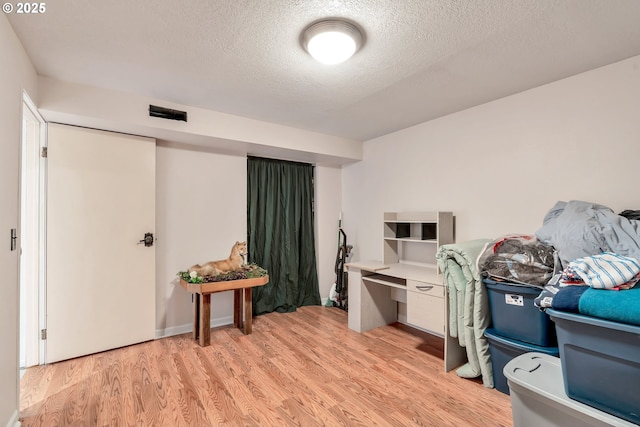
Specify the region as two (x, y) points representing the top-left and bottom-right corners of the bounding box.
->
(243, 287), (252, 335)
(199, 293), (211, 347)
(193, 293), (200, 341)
(234, 289), (242, 329)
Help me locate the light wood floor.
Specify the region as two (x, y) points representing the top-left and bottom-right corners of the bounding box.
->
(20, 306), (513, 427)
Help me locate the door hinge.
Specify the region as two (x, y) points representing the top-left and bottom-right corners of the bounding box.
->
(41, 329), (47, 340)
(10, 228), (17, 251)
(41, 147), (48, 158)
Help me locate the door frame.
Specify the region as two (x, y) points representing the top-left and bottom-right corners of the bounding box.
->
(19, 91), (47, 368)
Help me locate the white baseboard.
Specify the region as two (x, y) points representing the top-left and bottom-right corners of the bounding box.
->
(6, 409), (20, 427)
(155, 315), (234, 339)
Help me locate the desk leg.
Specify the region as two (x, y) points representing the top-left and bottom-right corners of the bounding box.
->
(243, 287), (252, 335)
(234, 289), (242, 329)
(199, 293), (211, 347)
(193, 293), (200, 341)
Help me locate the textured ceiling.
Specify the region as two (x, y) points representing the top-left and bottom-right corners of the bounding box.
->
(7, 0), (640, 141)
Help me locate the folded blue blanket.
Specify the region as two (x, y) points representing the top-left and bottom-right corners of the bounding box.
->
(551, 286), (588, 313)
(579, 285), (640, 326)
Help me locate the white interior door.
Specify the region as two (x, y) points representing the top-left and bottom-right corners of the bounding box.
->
(46, 124), (156, 363)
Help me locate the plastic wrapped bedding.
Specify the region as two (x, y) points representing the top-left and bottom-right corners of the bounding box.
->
(477, 235), (556, 287)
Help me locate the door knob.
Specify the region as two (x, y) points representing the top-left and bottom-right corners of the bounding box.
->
(138, 232), (154, 247)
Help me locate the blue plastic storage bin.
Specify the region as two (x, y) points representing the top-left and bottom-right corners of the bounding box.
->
(484, 328), (559, 394)
(547, 309), (640, 425)
(484, 279), (557, 346)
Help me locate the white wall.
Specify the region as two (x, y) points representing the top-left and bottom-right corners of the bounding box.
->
(314, 165), (343, 304)
(0, 14), (38, 427)
(343, 55), (640, 262)
(37, 77), (362, 166)
(155, 146), (247, 335)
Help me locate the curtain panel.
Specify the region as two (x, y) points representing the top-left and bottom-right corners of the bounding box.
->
(247, 156), (321, 314)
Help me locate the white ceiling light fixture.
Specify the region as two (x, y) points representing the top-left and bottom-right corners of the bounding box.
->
(302, 19), (364, 65)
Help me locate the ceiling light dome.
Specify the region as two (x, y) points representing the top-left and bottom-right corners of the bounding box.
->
(302, 19), (364, 65)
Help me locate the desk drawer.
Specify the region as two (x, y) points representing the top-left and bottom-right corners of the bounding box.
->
(407, 279), (443, 297)
(407, 291), (444, 334)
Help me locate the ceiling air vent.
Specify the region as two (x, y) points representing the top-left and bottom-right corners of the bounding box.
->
(149, 105), (187, 122)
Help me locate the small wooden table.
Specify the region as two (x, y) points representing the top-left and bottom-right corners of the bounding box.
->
(180, 275), (269, 347)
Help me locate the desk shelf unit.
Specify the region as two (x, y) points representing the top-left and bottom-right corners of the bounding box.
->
(383, 212), (453, 270)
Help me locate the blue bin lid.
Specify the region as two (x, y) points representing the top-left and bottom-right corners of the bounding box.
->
(484, 328), (559, 355)
(547, 309), (640, 334)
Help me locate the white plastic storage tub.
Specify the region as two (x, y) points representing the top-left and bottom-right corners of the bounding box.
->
(504, 353), (636, 427)
(484, 328), (558, 394)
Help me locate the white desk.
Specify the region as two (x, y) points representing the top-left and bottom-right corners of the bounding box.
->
(346, 261), (466, 372)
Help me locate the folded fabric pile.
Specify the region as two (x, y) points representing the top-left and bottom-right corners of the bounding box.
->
(535, 252), (640, 324)
(562, 252), (640, 290)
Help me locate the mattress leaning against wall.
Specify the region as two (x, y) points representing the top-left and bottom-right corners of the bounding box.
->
(436, 239), (493, 387)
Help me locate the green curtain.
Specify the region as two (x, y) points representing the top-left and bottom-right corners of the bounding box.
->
(247, 156), (321, 315)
